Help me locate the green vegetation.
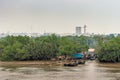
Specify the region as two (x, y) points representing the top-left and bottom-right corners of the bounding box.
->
(0, 34), (120, 62)
(0, 34), (89, 61)
(97, 37), (120, 62)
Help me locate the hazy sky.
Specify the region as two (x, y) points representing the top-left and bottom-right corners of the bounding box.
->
(0, 0), (120, 34)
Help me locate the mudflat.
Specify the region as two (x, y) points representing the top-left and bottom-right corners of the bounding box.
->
(0, 61), (63, 68)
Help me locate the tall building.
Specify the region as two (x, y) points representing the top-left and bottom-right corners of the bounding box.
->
(84, 25), (87, 34)
(76, 26), (81, 36)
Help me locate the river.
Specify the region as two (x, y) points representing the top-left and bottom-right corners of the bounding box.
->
(0, 61), (120, 80)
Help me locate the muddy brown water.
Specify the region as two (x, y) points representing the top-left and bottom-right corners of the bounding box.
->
(0, 61), (120, 80)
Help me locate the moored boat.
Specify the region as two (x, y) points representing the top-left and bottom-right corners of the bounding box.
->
(64, 62), (78, 67)
(77, 60), (86, 64)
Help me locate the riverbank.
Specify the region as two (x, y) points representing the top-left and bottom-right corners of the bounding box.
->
(0, 61), (64, 68)
(0, 60), (120, 68)
(96, 62), (120, 68)
(0, 59), (87, 67)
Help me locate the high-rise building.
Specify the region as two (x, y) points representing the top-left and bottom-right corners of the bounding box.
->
(76, 26), (81, 36)
(84, 25), (87, 34)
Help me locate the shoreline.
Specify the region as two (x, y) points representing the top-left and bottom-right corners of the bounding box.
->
(0, 61), (64, 67)
(0, 60), (120, 68)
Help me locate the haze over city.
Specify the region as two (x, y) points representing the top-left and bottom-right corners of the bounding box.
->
(0, 0), (120, 34)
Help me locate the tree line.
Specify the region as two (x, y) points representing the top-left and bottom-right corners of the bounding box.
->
(97, 36), (120, 62)
(0, 34), (89, 61)
(0, 34), (120, 62)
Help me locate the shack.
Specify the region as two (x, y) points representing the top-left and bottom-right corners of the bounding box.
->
(87, 48), (96, 60)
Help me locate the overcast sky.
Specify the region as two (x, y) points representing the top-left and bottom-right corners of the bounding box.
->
(0, 0), (120, 34)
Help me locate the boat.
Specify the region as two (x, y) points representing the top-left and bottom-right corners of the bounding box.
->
(77, 60), (85, 64)
(64, 60), (78, 67)
(90, 57), (95, 60)
(64, 62), (78, 67)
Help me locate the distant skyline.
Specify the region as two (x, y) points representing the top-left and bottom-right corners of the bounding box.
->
(0, 0), (120, 34)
